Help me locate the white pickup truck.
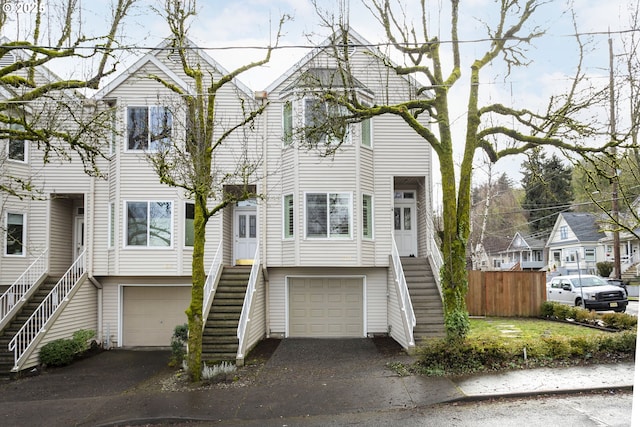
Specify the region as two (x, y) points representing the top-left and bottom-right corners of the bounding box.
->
(546, 274), (628, 312)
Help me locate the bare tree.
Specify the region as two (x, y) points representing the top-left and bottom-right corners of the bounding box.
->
(308, 0), (627, 341)
(145, 0), (287, 381)
(0, 0), (138, 189)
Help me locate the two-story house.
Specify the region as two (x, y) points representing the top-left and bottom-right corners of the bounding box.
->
(546, 212), (605, 275)
(0, 31), (444, 376)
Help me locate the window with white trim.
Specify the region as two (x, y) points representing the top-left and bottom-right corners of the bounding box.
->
(585, 247), (595, 262)
(282, 101), (293, 146)
(304, 98), (350, 146)
(125, 201), (173, 247)
(305, 192), (351, 238)
(362, 194), (373, 239)
(126, 106), (172, 151)
(284, 194), (294, 238)
(361, 117), (372, 148)
(5, 212), (25, 256)
(185, 202), (194, 247)
(108, 202), (115, 248)
(559, 225), (568, 240)
(8, 123), (26, 162)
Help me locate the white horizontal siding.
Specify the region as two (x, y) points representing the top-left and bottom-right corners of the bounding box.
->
(266, 267), (388, 337)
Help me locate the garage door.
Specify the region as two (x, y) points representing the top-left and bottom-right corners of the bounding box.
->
(289, 278), (363, 337)
(122, 286), (191, 346)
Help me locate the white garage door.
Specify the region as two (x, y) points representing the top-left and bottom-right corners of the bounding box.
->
(122, 286), (191, 346)
(289, 277), (363, 338)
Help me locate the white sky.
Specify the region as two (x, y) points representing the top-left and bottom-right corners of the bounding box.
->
(2, 0), (637, 195)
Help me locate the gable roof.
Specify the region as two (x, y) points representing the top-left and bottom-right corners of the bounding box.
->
(94, 37), (254, 100)
(558, 212), (605, 243)
(505, 231), (545, 252)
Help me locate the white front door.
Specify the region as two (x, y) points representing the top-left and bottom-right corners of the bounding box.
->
(74, 216), (85, 259)
(394, 191), (417, 257)
(235, 207), (257, 264)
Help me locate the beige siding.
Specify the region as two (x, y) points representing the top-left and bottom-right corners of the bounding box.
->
(23, 279), (98, 369)
(48, 198), (74, 276)
(387, 263), (410, 348)
(241, 271), (266, 357)
(266, 267), (387, 337)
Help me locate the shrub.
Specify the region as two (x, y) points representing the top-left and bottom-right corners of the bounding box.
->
(202, 361), (237, 382)
(596, 261), (614, 278)
(40, 339), (79, 367)
(600, 312), (638, 331)
(540, 301), (555, 318)
(169, 324), (188, 367)
(40, 329), (96, 367)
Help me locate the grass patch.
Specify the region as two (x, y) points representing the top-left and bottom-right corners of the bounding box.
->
(411, 317), (636, 377)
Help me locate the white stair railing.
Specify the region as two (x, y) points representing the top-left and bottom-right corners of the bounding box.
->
(9, 250), (86, 371)
(0, 249), (48, 325)
(391, 238), (415, 347)
(237, 244), (260, 360)
(428, 235), (444, 301)
(202, 241), (223, 324)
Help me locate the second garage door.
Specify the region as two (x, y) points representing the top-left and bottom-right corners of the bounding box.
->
(122, 286), (191, 346)
(288, 277), (363, 338)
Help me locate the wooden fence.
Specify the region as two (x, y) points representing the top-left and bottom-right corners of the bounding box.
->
(466, 271), (547, 317)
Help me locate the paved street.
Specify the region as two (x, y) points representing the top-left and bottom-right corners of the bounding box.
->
(625, 300), (638, 316)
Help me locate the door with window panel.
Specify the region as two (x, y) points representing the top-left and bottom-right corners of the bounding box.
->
(235, 206), (257, 264)
(393, 191), (417, 257)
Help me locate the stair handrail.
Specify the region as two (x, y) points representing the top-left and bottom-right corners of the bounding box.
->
(237, 244), (260, 360)
(202, 241), (224, 322)
(391, 237), (415, 346)
(0, 249), (48, 325)
(427, 235), (444, 301)
(8, 250), (86, 371)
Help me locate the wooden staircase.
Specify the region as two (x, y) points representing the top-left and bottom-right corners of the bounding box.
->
(201, 266), (251, 363)
(622, 262), (640, 284)
(400, 257), (445, 342)
(0, 278), (57, 379)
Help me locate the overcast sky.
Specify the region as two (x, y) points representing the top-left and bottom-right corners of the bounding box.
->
(2, 0), (637, 195)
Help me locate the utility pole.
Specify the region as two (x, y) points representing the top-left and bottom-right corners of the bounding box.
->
(609, 35), (622, 279)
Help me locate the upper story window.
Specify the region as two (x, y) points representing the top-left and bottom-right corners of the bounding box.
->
(282, 101), (293, 146)
(125, 201), (173, 248)
(303, 98), (350, 146)
(8, 123), (26, 162)
(108, 202), (115, 249)
(305, 192), (351, 238)
(283, 194), (294, 238)
(5, 212), (25, 256)
(559, 225), (568, 240)
(361, 117), (372, 148)
(127, 106), (172, 151)
(185, 202), (195, 247)
(362, 194), (373, 239)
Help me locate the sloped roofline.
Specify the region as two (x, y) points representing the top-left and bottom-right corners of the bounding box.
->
(264, 27), (424, 95)
(94, 36), (255, 100)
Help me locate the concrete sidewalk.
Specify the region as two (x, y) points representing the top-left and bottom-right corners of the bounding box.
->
(0, 339), (634, 427)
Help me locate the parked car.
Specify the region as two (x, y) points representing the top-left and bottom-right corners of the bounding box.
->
(605, 278), (628, 296)
(546, 275), (628, 312)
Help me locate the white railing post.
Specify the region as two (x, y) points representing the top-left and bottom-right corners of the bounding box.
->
(428, 235), (444, 301)
(237, 244), (260, 360)
(0, 249), (48, 326)
(391, 237), (415, 347)
(9, 250), (85, 371)
(202, 241), (223, 325)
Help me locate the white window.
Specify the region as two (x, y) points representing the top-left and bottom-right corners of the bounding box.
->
(108, 202), (115, 248)
(305, 192), (351, 238)
(361, 117), (372, 148)
(126, 106), (172, 151)
(109, 108), (117, 156)
(559, 226), (568, 240)
(585, 247), (595, 262)
(304, 98), (350, 146)
(362, 194), (373, 239)
(8, 123), (26, 162)
(185, 202), (194, 247)
(282, 101), (293, 146)
(5, 212), (25, 256)
(125, 201), (173, 247)
(283, 194), (294, 238)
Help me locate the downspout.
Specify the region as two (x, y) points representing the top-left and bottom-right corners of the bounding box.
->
(256, 90), (270, 338)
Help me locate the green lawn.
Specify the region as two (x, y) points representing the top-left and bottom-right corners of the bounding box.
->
(469, 317), (609, 343)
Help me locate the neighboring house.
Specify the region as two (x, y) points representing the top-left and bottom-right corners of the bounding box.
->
(498, 231), (546, 271)
(0, 31), (444, 376)
(599, 197), (640, 283)
(545, 212), (605, 276)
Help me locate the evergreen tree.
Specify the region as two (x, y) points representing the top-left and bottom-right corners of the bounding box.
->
(521, 148), (574, 235)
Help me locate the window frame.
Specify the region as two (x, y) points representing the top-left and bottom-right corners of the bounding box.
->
(282, 100), (293, 147)
(360, 116), (372, 148)
(283, 194), (294, 239)
(5, 212), (26, 256)
(304, 192), (352, 239)
(123, 200), (174, 249)
(7, 123), (27, 163)
(303, 97), (351, 146)
(362, 193), (373, 239)
(184, 201), (195, 248)
(559, 225), (568, 240)
(125, 105), (173, 152)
